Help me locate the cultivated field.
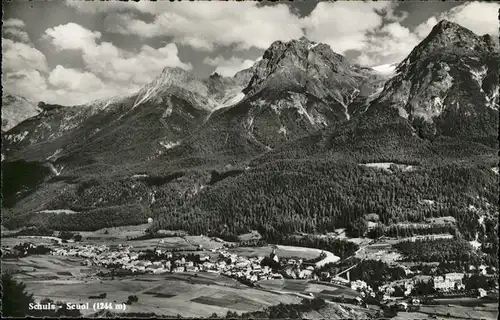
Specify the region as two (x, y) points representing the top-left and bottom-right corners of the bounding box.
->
(258, 279), (361, 300)
(126, 235), (225, 252)
(354, 240), (402, 263)
(2, 255), (100, 282)
(230, 245), (337, 260)
(79, 224), (151, 240)
(303, 303), (371, 320)
(1, 236), (60, 247)
(418, 303), (498, 320)
(7, 258), (302, 318)
(237, 230), (262, 241)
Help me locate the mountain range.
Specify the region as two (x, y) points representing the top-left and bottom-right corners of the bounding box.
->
(1, 20), (498, 242)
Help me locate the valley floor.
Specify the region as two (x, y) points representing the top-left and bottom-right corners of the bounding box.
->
(1, 224), (498, 319)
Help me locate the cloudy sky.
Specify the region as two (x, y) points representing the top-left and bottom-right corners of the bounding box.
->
(2, 0), (499, 106)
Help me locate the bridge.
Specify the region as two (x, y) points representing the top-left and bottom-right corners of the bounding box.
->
(333, 262), (359, 281)
(329, 240), (373, 283)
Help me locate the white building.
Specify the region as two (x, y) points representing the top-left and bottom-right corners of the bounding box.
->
(477, 288), (487, 298)
(433, 273), (465, 291)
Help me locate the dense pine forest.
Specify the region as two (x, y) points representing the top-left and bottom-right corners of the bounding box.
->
(2, 159), (497, 249)
(394, 238), (483, 264)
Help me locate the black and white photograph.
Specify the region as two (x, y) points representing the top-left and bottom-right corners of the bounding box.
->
(1, 0), (499, 319)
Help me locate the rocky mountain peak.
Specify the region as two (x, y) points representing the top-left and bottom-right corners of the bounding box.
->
(209, 72), (222, 79)
(425, 19), (487, 48)
(373, 19), (499, 143)
(157, 66), (198, 85)
(2, 94), (41, 132)
(131, 66), (214, 110)
(399, 20), (495, 71)
(242, 37), (353, 99)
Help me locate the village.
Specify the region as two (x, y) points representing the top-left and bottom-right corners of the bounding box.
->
(9, 238), (497, 308)
(49, 242), (303, 283)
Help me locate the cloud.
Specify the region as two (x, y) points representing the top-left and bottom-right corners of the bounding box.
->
(415, 2), (500, 39)
(7, 1), (498, 105)
(44, 68), (136, 106)
(44, 22), (191, 86)
(2, 38), (49, 73)
(3, 65), (137, 106)
(355, 22), (421, 66)
(3, 18), (26, 28)
(302, 1), (397, 54)
(3, 69), (48, 101)
(3, 28), (30, 43)
(48, 65), (105, 92)
(102, 2), (304, 51)
(2, 18), (31, 43)
(355, 1), (500, 66)
(66, 0), (149, 13)
(203, 56), (255, 77)
(45, 22), (102, 51)
(3, 22), (192, 105)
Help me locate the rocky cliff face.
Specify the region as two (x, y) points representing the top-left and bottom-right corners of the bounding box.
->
(254, 20), (499, 166)
(242, 36), (368, 120)
(1, 94), (41, 132)
(168, 37), (387, 164)
(374, 20), (499, 143)
(2, 20), (498, 224)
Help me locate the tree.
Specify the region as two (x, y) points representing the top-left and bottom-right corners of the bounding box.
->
(1, 273), (35, 317)
(367, 225), (385, 239)
(393, 285), (405, 297)
(411, 280), (435, 296)
(73, 234), (82, 242)
(59, 231), (74, 241)
(346, 218), (368, 238)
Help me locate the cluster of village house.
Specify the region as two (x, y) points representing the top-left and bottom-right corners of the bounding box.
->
(17, 241), (497, 301)
(349, 267), (495, 302)
(50, 244), (320, 283)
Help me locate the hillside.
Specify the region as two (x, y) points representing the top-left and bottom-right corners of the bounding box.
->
(1, 20), (498, 243)
(1, 94), (41, 133)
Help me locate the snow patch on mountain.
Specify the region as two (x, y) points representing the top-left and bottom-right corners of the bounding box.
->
(81, 95), (129, 110)
(371, 63), (398, 75)
(486, 86), (499, 110)
(132, 67), (214, 112)
(163, 96), (174, 118)
(48, 163), (64, 176)
(204, 91), (246, 124)
(46, 149), (62, 161)
(9, 131), (29, 143)
(332, 88), (359, 121)
(308, 43), (319, 50)
(222, 91), (245, 108)
(278, 126), (287, 137)
(2, 94), (41, 132)
(468, 65), (488, 87)
(246, 115), (255, 130)
(291, 93), (316, 125)
(398, 107), (409, 119)
(37, 209), (77, 215)
(160, 141), (181, 150)
(132, 174), (149, 179)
